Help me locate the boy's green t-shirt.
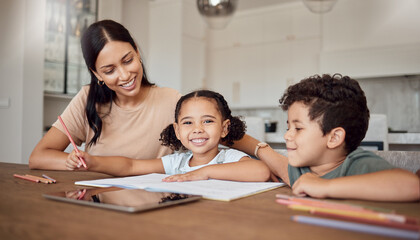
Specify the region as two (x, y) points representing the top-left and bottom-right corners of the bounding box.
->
(288, 148), (396, 187)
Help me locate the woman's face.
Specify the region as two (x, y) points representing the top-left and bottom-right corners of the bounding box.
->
(92, 41), (143, 100)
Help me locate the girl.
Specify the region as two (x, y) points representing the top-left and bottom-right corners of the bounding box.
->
(66, 90), (271, 182)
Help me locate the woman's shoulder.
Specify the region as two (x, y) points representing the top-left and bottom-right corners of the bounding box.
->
(148, 86), (182, 102)
(75, 85), (90, 98)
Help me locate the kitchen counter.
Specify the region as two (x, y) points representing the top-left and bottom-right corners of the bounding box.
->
(388, 133), (420, 144)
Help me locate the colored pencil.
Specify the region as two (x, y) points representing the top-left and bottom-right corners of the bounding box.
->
(276, 198), (368, 212)
(13, 174), (40, 183)
(277, 194), (379, 212)
(311, 210), (420, 231)
(291, 215), (420, 239)
(58, 116), (87, 168)
(276, 194), (417, 224)
(77, 189), (87, 200)
(289, 204), (391, 222)
(42, 174), (57, 183)
(25, 174), (52, 184)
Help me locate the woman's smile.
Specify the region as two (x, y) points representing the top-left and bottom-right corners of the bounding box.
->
(120, 77), (137, 90)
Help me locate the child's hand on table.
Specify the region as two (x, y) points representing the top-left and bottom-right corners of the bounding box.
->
(292, 172), (330, 198)
(162, 169), (209, 182)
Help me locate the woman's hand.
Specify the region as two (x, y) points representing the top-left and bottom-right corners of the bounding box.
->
(65, 150), (92, 170)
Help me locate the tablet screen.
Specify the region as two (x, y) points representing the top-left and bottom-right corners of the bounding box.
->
(43, 187), (201, 213)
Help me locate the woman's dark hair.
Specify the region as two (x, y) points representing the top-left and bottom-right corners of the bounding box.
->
(160, 90), (246, 151)
(81, 20), (154, 147)
(279, 74), (370, 154)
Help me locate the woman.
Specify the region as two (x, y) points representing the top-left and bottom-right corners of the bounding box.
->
(30, 20), (286, 176)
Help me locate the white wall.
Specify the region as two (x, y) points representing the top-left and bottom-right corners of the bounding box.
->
(98, 0), (122, 22)
(148, 0), (183, 91)
(122, 0), (150, 60)
(320, 0), (420, 77)
(0, 0), (45, 164)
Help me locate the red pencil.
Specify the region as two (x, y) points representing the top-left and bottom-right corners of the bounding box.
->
(13, 174), (40, 183)
(58, 116), (87, 168)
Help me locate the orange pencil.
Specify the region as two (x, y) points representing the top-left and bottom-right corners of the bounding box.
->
(276, 194), (368, 212)
(288, 204), (390, 222)
(13, 174), (39, 183)
(25, 174), (52, 184)
(58, 116), (87, 168)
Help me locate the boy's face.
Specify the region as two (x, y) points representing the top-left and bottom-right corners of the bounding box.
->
(284, 102), (329, 168)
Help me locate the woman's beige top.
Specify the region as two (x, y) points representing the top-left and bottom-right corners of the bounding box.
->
(52, 85), (181, 159)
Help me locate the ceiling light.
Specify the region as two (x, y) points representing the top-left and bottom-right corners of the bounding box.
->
(197, 0), (238, 29)
(302, 0), (337, 14)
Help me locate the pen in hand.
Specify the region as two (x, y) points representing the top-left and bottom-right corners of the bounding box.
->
(58, 116), (87, 168)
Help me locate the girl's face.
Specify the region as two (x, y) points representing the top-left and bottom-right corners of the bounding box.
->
(284, 101), (329, 168)
(174, 97), (229, 158)
(92, 41), (143, 101)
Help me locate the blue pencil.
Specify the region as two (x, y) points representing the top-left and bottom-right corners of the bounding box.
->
(42, 174), (56, 183)
(291, 215), (420, 240)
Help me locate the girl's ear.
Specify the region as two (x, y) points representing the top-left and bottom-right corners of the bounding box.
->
(221, 119), (230, 138)
(90, 68), (103, 81)
(173, 123), (181, 140)
(327, 127), (346, 149)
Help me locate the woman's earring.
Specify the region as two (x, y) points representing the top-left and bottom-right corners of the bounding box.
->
(97, 80), (104, 86)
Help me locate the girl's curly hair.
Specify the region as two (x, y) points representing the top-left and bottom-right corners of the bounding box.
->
(159, 90), (246, 151)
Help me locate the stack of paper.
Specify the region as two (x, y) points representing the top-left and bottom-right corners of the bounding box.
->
(75, 173), (285, 201)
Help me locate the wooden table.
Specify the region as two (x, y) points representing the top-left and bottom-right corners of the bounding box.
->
(1, 162), (419, 240)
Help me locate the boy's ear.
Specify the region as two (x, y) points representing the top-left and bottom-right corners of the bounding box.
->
(173, 123), (181, 140)
(221, 119), (230, 138)
(327, 127), (346, 149)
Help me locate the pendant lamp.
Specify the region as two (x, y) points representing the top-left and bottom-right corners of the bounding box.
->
(197, 0), (238, 29)
(302, 0), (337, 14)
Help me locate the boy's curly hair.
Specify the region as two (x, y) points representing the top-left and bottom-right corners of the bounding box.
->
(279, 74), (370, 154)
(160, 90), (246, 151)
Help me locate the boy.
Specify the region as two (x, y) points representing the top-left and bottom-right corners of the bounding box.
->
(260, 74), (419, 201)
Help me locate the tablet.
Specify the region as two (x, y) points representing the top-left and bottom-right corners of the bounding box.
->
(43, 187), (201, 213)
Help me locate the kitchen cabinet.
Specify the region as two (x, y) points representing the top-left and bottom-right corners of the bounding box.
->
(44, 0), (97, 95)
(43, 0), (97, 132)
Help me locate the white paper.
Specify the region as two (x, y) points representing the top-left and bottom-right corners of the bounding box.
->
(75, 173), (285, 201)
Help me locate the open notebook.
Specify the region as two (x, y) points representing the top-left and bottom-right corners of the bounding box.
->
(75, 173), (285, 201)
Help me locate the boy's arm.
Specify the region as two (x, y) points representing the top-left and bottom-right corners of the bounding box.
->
(163, 157), (271, 182)
(292, 169), (420, 202)
(228, 134), (290, 184)
(74, 151), (165, 176)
